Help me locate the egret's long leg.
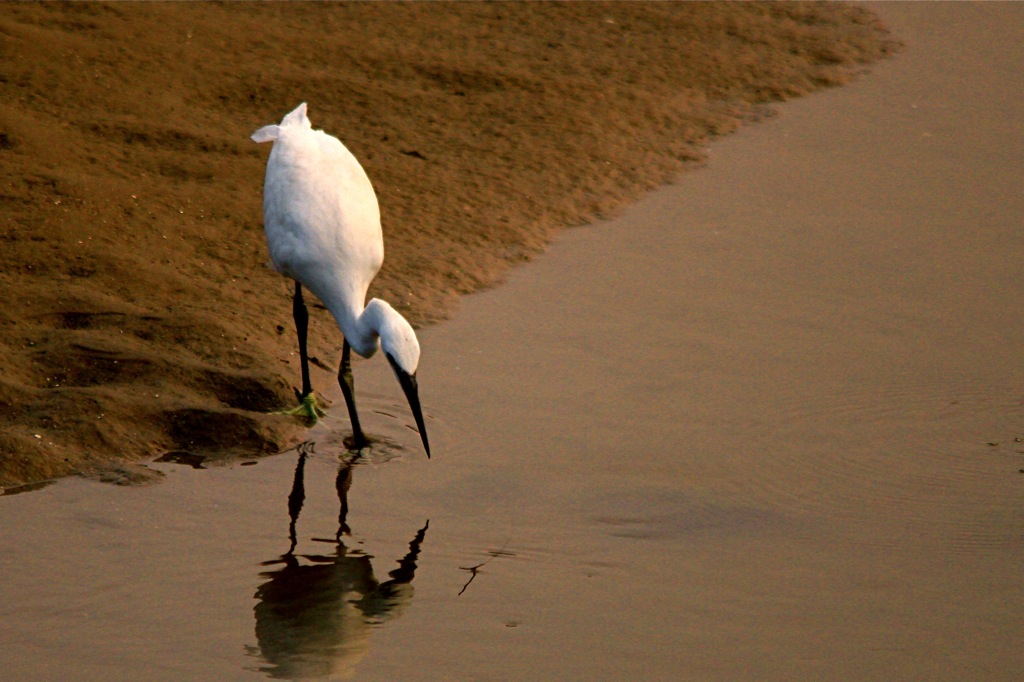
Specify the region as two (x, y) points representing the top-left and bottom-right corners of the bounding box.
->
(338, 339), (369, 450)
(293, 281), (313, 399)
(274, 282), (323, 420)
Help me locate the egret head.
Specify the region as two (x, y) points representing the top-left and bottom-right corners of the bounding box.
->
(367, 299), (430, 457)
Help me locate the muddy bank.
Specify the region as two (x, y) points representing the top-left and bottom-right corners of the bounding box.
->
(0, 2), (897, 487)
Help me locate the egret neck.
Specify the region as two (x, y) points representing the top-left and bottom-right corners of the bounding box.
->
(328, 297), (430, 457)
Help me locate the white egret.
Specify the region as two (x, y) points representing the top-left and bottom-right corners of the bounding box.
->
(251, 103), (430, 457)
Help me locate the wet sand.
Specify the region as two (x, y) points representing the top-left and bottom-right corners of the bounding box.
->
(2, 2), (1022, 681)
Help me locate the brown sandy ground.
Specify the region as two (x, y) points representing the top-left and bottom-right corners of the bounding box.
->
(0, 2), (898, 488)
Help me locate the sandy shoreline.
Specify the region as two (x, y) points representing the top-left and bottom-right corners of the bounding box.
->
(0, 2), (897, 487)
(1, 3), (1020, 679)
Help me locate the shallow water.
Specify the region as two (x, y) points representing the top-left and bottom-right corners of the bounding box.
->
(2, 4), (1023, 680)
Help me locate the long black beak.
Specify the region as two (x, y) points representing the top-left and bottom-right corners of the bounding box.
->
(386, 353), (431, 458)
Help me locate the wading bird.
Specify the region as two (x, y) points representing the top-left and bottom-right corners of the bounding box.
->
(251, 103), (430, 457)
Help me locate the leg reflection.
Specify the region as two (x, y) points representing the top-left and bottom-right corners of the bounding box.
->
(285, 445), (308, 556)
(251, 448), (429, 679)
(335, 457), (353, 540)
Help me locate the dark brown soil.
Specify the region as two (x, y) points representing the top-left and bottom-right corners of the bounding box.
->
(0, 2), (898, 487)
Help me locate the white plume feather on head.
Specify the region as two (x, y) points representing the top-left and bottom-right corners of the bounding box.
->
(251, 102), (310, 144)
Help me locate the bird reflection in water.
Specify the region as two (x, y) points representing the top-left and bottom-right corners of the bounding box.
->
(251, 446), (428, 680)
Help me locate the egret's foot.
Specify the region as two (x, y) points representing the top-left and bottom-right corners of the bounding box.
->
(273, 393), (326, 423)
(343, 433), (371, 452)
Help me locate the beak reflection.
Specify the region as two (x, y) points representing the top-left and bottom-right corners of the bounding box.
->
(252, 446), (429, 679)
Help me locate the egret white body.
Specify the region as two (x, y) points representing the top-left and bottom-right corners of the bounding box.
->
(252, 102), (429, 456)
